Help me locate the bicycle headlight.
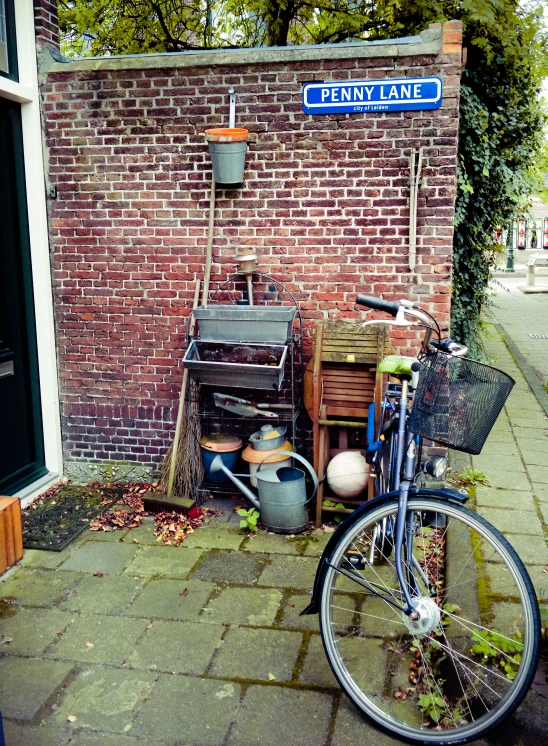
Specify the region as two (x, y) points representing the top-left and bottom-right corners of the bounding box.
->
(424, 456), (448, 479)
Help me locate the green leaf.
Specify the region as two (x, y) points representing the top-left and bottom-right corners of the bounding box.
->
(236, 509), (249, 517)
(239, 519), (248, 529)
(443, 603), (460, 614)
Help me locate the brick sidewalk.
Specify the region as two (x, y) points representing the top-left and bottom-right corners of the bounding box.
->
(489, 275), (548, 395)
(451, 321), (548, 608)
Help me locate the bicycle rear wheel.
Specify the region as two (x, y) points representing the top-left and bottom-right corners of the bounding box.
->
(319, 497), (540, 744)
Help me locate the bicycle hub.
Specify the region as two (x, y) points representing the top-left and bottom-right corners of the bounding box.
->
(403, 596), (441, 636)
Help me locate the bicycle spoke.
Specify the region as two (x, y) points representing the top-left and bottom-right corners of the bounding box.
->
(417, 642), (459, 729)
(441, 610), (524, 663)
(319, 498), (538, 742)
(425, 634), (508, 691)
(436, 627), (493, 717)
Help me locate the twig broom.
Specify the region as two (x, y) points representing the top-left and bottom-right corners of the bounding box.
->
(145, 280), (203, 512)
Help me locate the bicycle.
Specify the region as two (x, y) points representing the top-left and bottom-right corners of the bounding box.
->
(302, 294), (540, 745)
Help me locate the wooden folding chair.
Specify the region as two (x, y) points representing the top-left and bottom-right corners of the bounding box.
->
(310, 321), (390, 527)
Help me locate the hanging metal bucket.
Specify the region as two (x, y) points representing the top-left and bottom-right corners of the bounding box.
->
(205, 128), (248, 186)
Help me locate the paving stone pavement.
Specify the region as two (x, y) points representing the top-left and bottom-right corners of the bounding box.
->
(1, 510), (403, 746)
(489, 275), (548, 402)
(451, 315), (548, 613)
(1, 288), (548, 744)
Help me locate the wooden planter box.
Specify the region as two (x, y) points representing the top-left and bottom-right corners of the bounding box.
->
(0, 496), (23, 574)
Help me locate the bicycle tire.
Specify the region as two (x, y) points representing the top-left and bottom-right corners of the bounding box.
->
(319, 496), (540, 745)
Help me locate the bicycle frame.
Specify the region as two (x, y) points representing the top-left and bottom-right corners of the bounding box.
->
(339, 377), (424, 617)
(392, 377), (422, 615)
(305, 302), (470, 620)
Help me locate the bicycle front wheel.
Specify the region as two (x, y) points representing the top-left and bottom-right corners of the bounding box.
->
(319, 497), (540, 745)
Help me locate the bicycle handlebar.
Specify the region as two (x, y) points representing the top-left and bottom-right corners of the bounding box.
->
(356, 294), (401, 317)
(431, 338), (469, 357)
(357, 293), (468, 357)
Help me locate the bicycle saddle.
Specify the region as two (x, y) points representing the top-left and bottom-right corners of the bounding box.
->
(378, 355), (417, 378)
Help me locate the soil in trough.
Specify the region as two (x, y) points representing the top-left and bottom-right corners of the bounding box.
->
(194, 341), (282, 366)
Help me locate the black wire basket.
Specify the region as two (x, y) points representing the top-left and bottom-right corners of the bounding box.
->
(408, 350), (515, 455)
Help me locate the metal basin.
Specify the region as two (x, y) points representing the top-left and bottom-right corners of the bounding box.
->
(193, 305), (297, 344)
(183, 340), (288, 390)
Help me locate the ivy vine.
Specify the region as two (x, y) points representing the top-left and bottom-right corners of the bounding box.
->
(450, 7), (548, 354)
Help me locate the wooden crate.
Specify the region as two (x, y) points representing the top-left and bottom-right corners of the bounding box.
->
(0, 496), (23, 574)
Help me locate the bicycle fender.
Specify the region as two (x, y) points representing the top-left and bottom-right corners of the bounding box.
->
(300, 486), (469, 616)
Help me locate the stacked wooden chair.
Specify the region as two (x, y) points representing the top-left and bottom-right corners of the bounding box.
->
(307, 321), (390, 527)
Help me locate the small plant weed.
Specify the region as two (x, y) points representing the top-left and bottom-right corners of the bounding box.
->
(417, 692), (448, 724)
(236, 507), (260, 533)
(450, 468), (489, 487)
(470, 628), (523, 680)
(323, 499), (345, 523)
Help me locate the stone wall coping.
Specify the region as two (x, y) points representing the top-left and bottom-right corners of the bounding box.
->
(48, 28), (443, 74)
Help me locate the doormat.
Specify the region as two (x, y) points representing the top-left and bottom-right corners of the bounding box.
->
(22, 484), (123, 552)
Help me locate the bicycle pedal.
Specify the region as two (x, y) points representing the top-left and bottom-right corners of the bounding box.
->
(344, 550), (369, 569)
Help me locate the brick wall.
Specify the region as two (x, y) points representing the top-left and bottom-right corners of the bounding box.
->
(33, 0), (59, 49)
(41, 23), (462, 468)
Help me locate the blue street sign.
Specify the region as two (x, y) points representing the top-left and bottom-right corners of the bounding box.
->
(302, 77), (442, 115)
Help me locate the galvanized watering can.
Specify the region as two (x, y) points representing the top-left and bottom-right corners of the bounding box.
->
(209, 452), (318, 534)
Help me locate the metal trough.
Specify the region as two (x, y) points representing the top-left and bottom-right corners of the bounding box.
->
(193, 305), (297, 344)
(183, 340), (288, 390)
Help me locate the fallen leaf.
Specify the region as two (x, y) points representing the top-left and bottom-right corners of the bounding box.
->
(289, 604), (295, 608)
(2, 637), (13, 645)
(180, 588), (189, 597)
(85, 641), (94, 648)
(132, 538), (139, 544)
(93, 571), (104, 578)
(542, 568), (548, 574)
(268, 673), (276, 681)
(146, 623), (154, 630)
(57, 630), (64, 636)
(67, 716), (77, 723)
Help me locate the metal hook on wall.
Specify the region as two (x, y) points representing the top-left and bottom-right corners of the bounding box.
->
(409, 147), (423, 272)
(228, 88), (236, 129)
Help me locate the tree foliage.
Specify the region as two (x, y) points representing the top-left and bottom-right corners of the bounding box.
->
(59, 1), (548, 352)
(58, 0), (386, 54)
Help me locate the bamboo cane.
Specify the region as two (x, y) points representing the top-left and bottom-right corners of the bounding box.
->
(201, 174), (216, 306)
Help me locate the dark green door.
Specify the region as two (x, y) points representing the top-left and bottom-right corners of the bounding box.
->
(0, 98), (46, 493)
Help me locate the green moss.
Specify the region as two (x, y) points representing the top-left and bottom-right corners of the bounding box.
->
(0, 597), (17, 619)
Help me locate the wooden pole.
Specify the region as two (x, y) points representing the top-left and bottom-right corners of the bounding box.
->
(201, 174), (216, 306)
(409, 148), (416, 272)
(166, 280), (201, 499)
